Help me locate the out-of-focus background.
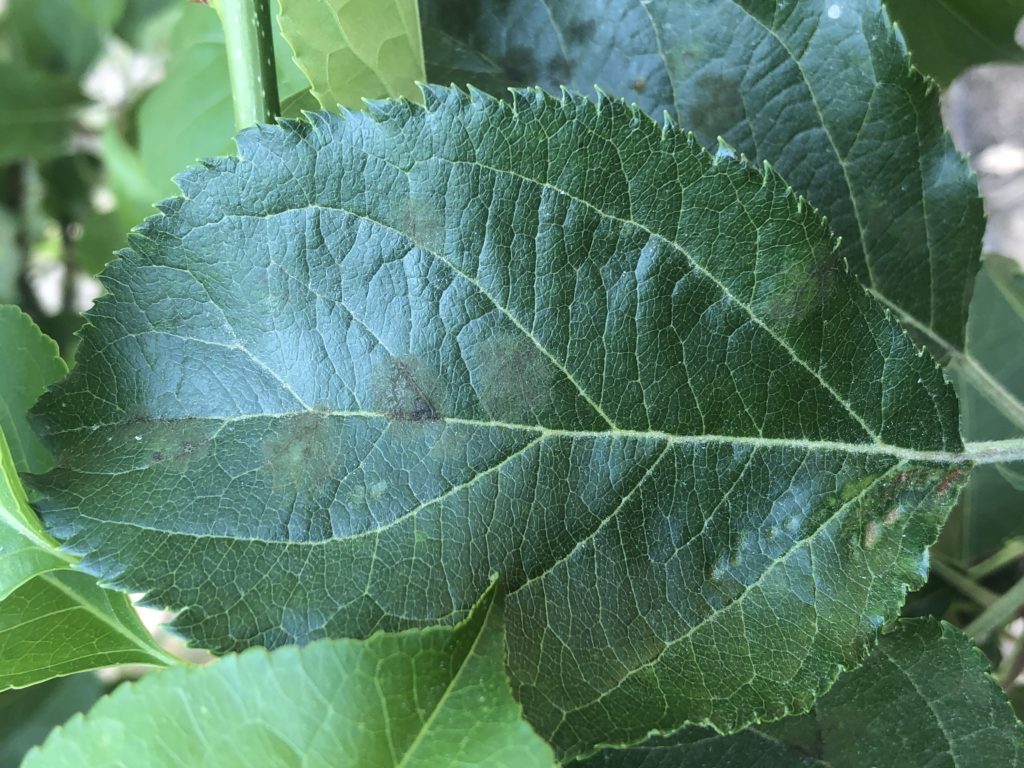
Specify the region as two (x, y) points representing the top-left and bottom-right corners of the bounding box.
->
(949, 61), (1024, 268)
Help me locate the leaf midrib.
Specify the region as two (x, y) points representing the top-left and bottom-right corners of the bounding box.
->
(51, 407), (964, 468)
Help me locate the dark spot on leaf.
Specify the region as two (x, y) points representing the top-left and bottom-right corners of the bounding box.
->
(500, 47), (537, 82)
(565, 19), (596, 44)
(633, 77), (647, 94)
(377, 358), (444, 423)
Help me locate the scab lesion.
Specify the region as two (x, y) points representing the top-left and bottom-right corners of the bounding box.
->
(377, 358), (445, 423)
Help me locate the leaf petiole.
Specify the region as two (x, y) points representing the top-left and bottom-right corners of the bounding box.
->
(211, 0), (280, 128)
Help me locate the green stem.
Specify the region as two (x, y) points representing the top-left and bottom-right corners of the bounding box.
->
(930, 557), (999, 608)
(213, 0), (280, 129)
(969, 538), (1024, 580)
(966, 572), (1024, 642)
(963, 439), (1024, 466)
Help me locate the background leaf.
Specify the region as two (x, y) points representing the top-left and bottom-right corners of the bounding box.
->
(23, 588), (555, 768)
(278, 0), (425, 109)
(582, 619), (1024, 768)
(127, 1), (310, 207)
(0, 64), (85, 167)
(886, 0), (1024, 85)
(33, 88), (966, 757)
(0, 306), (66, 474)
(944, 254), (1024, 563)
(0, 570), (173, 692)
(0, 307), (170, 687)
(0, 674), (104, 767)
(2, 0), (125, 78)
(419, 0), (984, 354)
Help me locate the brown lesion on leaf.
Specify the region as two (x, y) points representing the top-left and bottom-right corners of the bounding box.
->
(377, 357), (444, 423)
(632, 77), (647, 94)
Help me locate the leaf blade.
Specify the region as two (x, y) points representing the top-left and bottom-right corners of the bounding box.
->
(33, 87), (964, 757)
(887, 0), (1024, 85)
(0, 571), (173, 692)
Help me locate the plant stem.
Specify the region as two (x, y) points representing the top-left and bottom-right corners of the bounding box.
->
(930, 557), (999, 608)
(969, 538), (1024, 580)
(213, 0), (280, 129)
(966, 572), (1024, 642)
(963, 439), (1024, 466)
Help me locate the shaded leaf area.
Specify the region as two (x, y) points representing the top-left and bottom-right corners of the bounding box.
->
(23, 589), (555, 768)
(278, 0), (425, 109)
(0, 674), (104, 767)
(32, 87), (965, 758)
(0, 307), (71, 600)
(887, 0), (1024, 85)
(0, 306), (169, 687)
(0, 427), (68, 603)
(582, 619), (1024, 767)
(946, 255), (1024, 563)
(419, 0), (983, 353)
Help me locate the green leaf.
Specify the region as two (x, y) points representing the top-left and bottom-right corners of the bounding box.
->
(0, 306), (67, 475)
(0, 674), (104, 767)
(582, 619), (1024, 767)
(0, 63), (84, 166)
(886, 0), (1024, 85)
(0, 570), (172, 692)
(23, 588), (556, 768)
(0, 307), (171, 686)
(278, 0), (426, 109)
(420, 0), (983, 354)
(0, 426), (69, 602)
(946, 254), (1024, 563)
(422, 27), (511, 96)
(0, 309), (70, 599)
(32, 87), (966, 758)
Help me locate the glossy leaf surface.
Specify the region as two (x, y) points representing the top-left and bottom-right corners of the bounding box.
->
(583, 619), (1024, 767)
(33, 87), (965, 757)
(279, 0), (425, 109)
(23, 589), (555, 768)
(420, 0), (983, 352)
